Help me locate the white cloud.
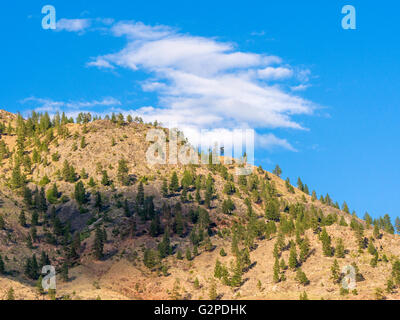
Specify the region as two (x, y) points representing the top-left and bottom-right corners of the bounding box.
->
(87, 21), (315, 134)
(256, 133), (297, 152)
(291, 84), (311, 91)
(34, 19), (318, 152)
(257, 67), (293, 80)
(56, 19), (91, 32)
(21, 97), (121, 113)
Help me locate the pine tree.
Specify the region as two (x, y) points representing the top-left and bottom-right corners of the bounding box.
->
(136, 181), (144, 205)
(368, 237), (377, 255)
(94, 226), (104, 260)
(158, 228), (172, 258)
(373, 224), (380, 239)
(395, 217), (400, 234)
(36, 275), (44, 295)
(214, 259), (223, 279)
(331, 259), (340, 283)
(61, 262), (69, 282)
(288, 245), (298, 269)
(265, 199), (280, 221)
(169, 171), (179, 193)
(299, 291), (308, 300)
(230, 257), (243, 287)
(320, 227), (333, 257)
(23, 186), (32, 206)
(272, 165), (282, 177)
(335, 238), (345, 258)
(0, 215), (5, 230)
(299, 236), (310, 262)
(222, 198), (235, 215)
(94, 191), (102, 211)
(297, 177), (304, 192)
(19, 211), (27, 227)
(204, 174), (215, 209)
(117, 158), (130, 186)
(88, 177), (96, 187)
(273, 258), (280, 283)
(38, 187), (47, 212)
(364, 212), (373, 228)
(296, 268), (310, 285)
(208, 279), (218, 300)
(74, 181), (86, 205)
(101, 170), (110, 186)
(161, 179), (168, 197)
(342, 201), (350, 213)
(186, 248), (192, 261)
(0, 255), (5, 274)
(6, 287), (14, 300)
(80, 136), (86, 149)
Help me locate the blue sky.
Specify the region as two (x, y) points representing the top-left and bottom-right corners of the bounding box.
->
(1, 0), (399, 221)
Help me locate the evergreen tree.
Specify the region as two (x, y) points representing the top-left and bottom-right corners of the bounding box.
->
(204, 174), (215, 209)
(136, 181), (144, 205)
(6, 287), (14, 300)
(88, 177), (96, 187)
(19, 211), (27, 227)
(117, 158), (130, 186)
(158, 228), (172, 258)
(94, 225), (104, 260)
(94, 191), (102, 211)
(296, 268), (310, 285)
(101, 170), (110, 186)
(273, 258), (280, 283)
(272, 165), (282, 177)
(185, 248), (192, 261)
(161, 179), (168, 197)
(36, 275), (44, 295)
(396, 217), (400, 234)
(335, 238), (345, 258)
(364, 212), (373, 228)
(265, 199), (280, 221)
(208, 279), (218, 300)
(230, 257), (243, 287)
(61, 262), (69, 282)
(299, 291), (308, 300)
(373, 224), (380, 239)
(80, 136), (86, 149)
(342, 201), (350, 213)
(368, 238), (377, 255)
(222, 198), (235, 215)
(299, 236), (310, 262)
(0, 255), (5, 274)
(169, 171), (179, 193)
(0, 215), (5, 230)
(297, 177), (304, 192)
(331, 259), (340, 283)
(320, 227), (333, 257)
(74, 181), (86, 205)
(288, 245), (298, 269)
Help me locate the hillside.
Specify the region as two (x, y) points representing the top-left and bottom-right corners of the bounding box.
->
(0, 110), (399, 300)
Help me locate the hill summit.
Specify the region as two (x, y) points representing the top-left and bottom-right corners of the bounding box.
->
(0, 109), (399, 300)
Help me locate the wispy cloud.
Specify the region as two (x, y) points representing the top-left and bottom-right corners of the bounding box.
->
(29, 19), (317, 152)
(87, 21), (315, 133)
(256, 133), (297, 152)
(56, 19), (91, 32)
(20, 97), (121, 114)
(257, 67), (293, 80)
